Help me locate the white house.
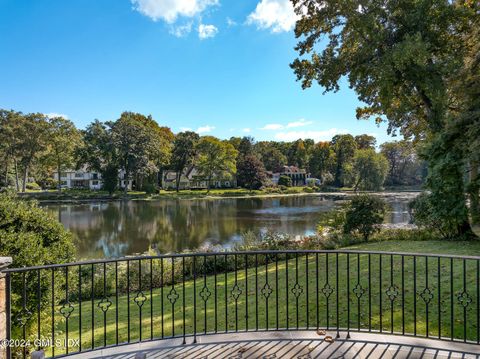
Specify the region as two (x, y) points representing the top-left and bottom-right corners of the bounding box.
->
(54, 167), (133, 190)
(267, 166), (310, 186)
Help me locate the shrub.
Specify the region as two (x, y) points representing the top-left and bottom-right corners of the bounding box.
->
(278, 175), (292, 187)
(0, 192), (75, 343)
(343, 195), (387, 241)
(26, 182), (41, 190)
(409, 192), (470, 240)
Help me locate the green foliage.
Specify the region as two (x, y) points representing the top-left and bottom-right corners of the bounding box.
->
(308, 141), (333, 183)
(380, 140), (425, 186)
(255, 141), (288, 172)
(291, 0), (478, 236)
(44, 116), (83, 192)
(331, 134), (357, 187)
(352, 149), (389, 191)
(196, 136), (238, 192)
(277, 175), (292, 187)
(343, 195), (387, 241)
(0, 192), (75, 340)
(171, 131), (200, 192)
(354, 134), (376, 150)
(236, 154), (267, 190)
(410, 190), (474, 240)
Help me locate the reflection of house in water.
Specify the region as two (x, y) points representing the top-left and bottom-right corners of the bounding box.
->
(162, 166), (236, 190)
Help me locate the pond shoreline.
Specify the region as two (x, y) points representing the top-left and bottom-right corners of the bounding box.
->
(29, 189), (421, 205)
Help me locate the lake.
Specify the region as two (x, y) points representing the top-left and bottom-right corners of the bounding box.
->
(43, 193), (416, 259)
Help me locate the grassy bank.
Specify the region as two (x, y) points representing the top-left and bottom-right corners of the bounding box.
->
(18, 240), (480, 357)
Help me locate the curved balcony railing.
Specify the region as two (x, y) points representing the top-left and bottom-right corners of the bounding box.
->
(2, 250), (480, 358)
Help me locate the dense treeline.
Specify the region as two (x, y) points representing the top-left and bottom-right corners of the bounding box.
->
(0, 109), (425, 194)
(291, 0), (480, 238)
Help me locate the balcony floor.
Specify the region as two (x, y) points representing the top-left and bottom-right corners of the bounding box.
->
(66, 331), (480, 359)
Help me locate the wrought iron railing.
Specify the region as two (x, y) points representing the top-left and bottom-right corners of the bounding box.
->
(2, 250), (480, 358)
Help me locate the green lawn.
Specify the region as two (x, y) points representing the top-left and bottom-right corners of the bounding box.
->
(16, 240), (480, 357)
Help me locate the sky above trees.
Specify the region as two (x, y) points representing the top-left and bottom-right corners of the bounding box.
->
(0, 0), (395, 143)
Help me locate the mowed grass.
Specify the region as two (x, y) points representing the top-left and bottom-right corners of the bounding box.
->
(22, 241), (480, 357)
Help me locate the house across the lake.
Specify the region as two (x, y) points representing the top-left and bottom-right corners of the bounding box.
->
(268, 165), (309, 186)
(162, 166), (236, 190)
(53, 167), (133, 190)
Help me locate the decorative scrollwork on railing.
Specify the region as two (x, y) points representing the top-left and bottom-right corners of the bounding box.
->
(291, 283), (303, 298)
(385, 285), (399, 302)
(97, 296), (112, 313)
(261, 283), (273, 299)
(419, 288), (434, 305)
(353, 283), (365, 299)
(200, 285), (212, 302)
(457, 291), (472, 308)
(321, 283), (333, 299)
(231, 284), (242, 300)
(167, 288), (179, 304)
(59, 302), (74, 319)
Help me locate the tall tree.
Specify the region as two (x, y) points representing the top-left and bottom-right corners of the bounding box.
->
(380, 140), (424, 186)
(355, 135), (377, 150)
(331, 134), (357, 187)
(237, 154), (267, 190)
(309, 141), (334, 183)
(291, 0), (477, 238)
(77, 120), (119, 194)
(16, 113), (49, 192)
(237, 136), (255, 158)
(112, 112), (168, 194)
(196, 136), (237, 193)
(256, 141), (288, 172)
(352, 149), (389, 191)
(44, 116), (83, 192)
(171, 131), (200, 192)
(288, 139), (308, 168)
(0, 110), (23, 190)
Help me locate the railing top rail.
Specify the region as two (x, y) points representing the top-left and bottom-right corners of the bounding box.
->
(3, 249), (480, 273)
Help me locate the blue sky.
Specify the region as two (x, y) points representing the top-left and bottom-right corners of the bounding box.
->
(0, 0), (396, 144)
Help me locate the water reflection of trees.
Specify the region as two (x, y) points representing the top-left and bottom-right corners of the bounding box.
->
(47, 196), (412, 259)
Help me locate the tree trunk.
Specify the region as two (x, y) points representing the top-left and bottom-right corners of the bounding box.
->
(175, 170), (181, 193)
(124, 171), (129, 195)
(57, 164), (62, 193)
(470, 161), (480, 225)
(206, 175), (212, 194)
(22, 165), (28, 193)
(4, 159), (9, 187)
(14, 158), (19, 192)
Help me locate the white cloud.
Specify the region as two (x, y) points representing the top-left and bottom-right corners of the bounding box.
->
(286, 118), (313, 128)
(226, 17), (237, 27)
(131, 0), (218, 23)
(198, 24), (218, 39)
(45, 113), (69, 119)
(170, 22), (193, 37)
(274, 128), (349, 142)
(246, 0), (298, 33)
(260, 118), (313, 130)
(179, 126), (193, 132)
(242, 128), (251, 133)
(197, 125), (215, 133)
(260, 123), (284, 130)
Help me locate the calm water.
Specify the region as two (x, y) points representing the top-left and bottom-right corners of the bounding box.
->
(44, 194), (415, 259)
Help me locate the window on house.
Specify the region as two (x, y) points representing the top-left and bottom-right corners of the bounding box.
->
(92, 180), (98, 186)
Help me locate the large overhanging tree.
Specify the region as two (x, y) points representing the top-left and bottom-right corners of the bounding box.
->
(291, 0), (478, 238)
